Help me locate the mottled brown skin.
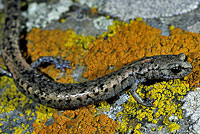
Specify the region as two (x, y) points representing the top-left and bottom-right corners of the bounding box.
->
(1, 0), (193, 109)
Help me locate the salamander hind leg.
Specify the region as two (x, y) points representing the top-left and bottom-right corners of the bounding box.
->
(31, 56), (72, 71)
(130, 82), (154, 107)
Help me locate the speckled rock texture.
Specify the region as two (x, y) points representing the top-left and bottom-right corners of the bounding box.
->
(102, 0), (199, 20)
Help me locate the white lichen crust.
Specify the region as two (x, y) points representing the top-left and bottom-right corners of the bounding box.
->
(102, 0), (199, 20)
(182, 88), (200, 133)
(22, 0), (73, 31)
(93, 16), (113, 30)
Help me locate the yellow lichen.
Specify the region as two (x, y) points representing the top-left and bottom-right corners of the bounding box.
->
(116, 79), (190, 133)
(60, 19), (66, 23)
(34, 105), (55, 124)
(167, 123), (180, 132)
(0, 76), (31, 114)
(98, 101), (111, 112)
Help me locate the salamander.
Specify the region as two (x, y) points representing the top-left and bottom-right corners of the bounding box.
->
(0, 0), (193, 109)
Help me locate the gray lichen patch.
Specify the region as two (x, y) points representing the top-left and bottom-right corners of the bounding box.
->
(93, 16), (113, 30)
(187, 21), (200, 33)
(0, 0), (3, 10)
(182, 88), (200, 133)
(78, 0), (105, 10)
(22, 0), (73, 31)
(101, 0), (199, 20)
(97, 93), (130, 121)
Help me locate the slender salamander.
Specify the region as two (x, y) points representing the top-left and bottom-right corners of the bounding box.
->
(1, 0), (193, 109)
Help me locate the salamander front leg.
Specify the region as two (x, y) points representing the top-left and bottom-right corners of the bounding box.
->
(130, 81), (154, 107)
(0, 67), (12, 78)
(31, 56), (72, 71)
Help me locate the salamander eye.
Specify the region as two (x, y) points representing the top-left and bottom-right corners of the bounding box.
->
(170, 64), (182, 74)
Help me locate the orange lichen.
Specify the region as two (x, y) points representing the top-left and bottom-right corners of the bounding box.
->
(26, 28), (95, 83)
(90, 7), (98, 16)
(83, 21), (200, 88)
(84, 20), (161, 79)
(33, 105), (118, 134)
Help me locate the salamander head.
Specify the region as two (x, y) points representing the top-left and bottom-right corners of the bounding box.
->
(145, 53), (193, 80)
